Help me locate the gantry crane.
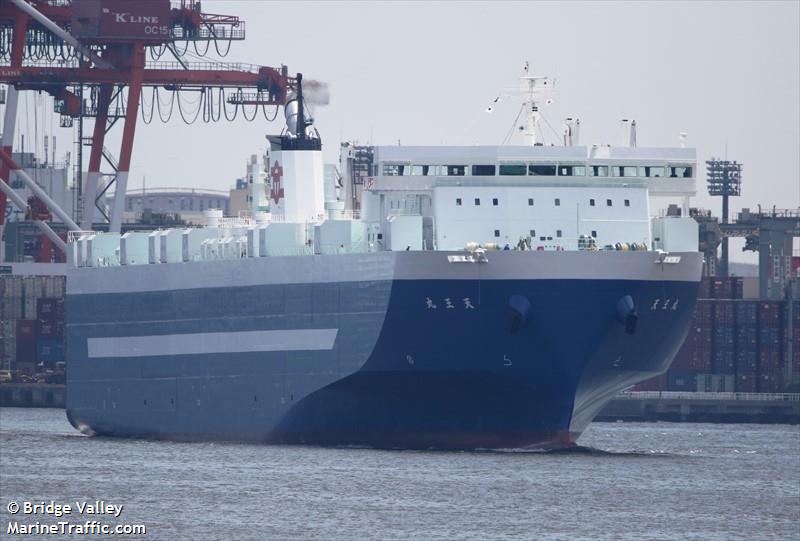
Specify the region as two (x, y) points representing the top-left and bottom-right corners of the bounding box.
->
(0, 0), (309, 251)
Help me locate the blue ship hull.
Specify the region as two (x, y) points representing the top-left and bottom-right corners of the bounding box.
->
(65, 251), (702, 449)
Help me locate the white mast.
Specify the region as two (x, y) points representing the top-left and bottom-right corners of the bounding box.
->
(519, 61), (555, 146)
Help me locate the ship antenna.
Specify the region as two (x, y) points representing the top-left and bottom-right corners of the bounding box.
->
(518, 62), (555, 146)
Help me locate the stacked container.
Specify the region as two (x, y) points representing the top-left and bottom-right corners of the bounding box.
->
(15, 319), (37, 373)
(672, 300), (713, 373)
(735, 300), (759, 392)
(712, 300), (736, 375)
(701, 276), (744, 300)
(644, 296), (793, 394)
(0, 275), (66, 372)
(757, 301), (783, 392)
(36, 297), (65, 367)
(792, 301), (800, 384)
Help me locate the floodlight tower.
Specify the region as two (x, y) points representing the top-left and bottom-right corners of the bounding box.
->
(705, 158), (742, 277)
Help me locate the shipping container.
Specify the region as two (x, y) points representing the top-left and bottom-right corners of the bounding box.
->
(37, 297), (65, 321)
(712, 301), (736, 374)
(668, 372), (696, 392)
(736, 373), (758, 392)
(735, 349), (758, 374)
(707, 277), (743, 300)
(36, 339), (65, 364)
(15, 319), (37, 340)
(632, 373), (668, 392)
(710, 373), (735, 392)
(698, 277), (712, 299)
(695, 373), (712, 392)
(37, 320), (65, 339)
(758, 374), (781, 393)
(15, 339), (36, 363)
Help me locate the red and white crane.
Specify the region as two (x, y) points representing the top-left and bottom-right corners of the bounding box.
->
(0, 0), (306, 247)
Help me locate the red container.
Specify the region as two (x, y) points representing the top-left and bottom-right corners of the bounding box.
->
(16, 319), (37, 340)
(633, 374), (667, 391)
(671, 344), (693, 371)
(696, 300), (714, 321)
(72, 0), (171, 43)
(711, 278), (733, 299)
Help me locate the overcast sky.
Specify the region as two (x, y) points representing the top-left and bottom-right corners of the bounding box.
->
(8, 1), (800, 259)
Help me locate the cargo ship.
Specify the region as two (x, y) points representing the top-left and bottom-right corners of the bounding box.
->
(63, 71), (704, 449)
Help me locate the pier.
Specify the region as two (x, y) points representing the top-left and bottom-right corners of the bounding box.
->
(597, 391), (800, 424)
(0, 383), (65, 408)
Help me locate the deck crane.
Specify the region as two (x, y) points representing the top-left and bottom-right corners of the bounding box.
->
(0, 0), (311, 246)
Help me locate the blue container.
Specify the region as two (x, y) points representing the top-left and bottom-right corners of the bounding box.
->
(36, 339), (65, 364)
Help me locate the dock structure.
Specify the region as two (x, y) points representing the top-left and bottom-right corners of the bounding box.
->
(597, 391), (800, 424)
(0, 383), (65, 408)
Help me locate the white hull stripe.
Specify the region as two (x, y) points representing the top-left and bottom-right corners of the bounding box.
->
(87, 329), (339, 358)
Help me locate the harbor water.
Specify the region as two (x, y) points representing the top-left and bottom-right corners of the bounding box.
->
(1, 407), (798, 540)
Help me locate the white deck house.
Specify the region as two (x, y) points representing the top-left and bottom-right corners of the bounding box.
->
(357, 145), (697, 251)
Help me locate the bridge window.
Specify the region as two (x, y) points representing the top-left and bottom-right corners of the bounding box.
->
(590, 165), (608, 177)
(529, 165), (557, 176)
(607, 199), (613, 206)
(641, 166), (665, 178)
(528, 198), (534, 206)
(472, 165), (496, 176)
(611, 166), (638, 177)
(474, 198), (481, 206)
(624, 199), (630, 207)
(590, 199), (595, 206)
(382, 164), (405, 176)
(670, 166), (692, 178)
(591, 230), (597, 237)
(554, 198), (561, 206)
(556, 230), (562, 238)
(456, 198), (462, 206)
(492, 198), (499, 206)
(558, 165), (586, 176)
(499, 164), (527, 176)
(530, 229), (536, 237)
(494, 229), (500, 237)
(446, 165), (467, 176)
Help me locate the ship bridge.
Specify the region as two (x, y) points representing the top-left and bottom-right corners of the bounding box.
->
(365, 145), (696, 197)
(343, 144), (697, 252)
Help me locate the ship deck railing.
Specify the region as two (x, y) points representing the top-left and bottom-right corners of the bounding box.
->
(617, 391), (800, 402)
